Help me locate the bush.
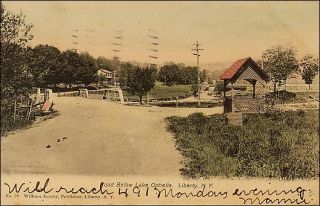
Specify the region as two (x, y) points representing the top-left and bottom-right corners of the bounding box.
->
(266, 90), (296, 102)
(166, 110), (319, 179)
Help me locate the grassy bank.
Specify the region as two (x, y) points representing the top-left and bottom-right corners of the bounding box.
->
(166, 110), (319, 179)
(124, 83), (193, 100)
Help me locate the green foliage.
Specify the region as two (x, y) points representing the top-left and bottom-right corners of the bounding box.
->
(78, 52), (98, 86)
(214, 80), (224, 94)
(262, 45), (299, 92)
(118, 62), (135, 87)
(1, 3), (34, 98)
(59, 50), (98, 86)
(149, 83), (192, 99)
(28, 44), (62, 87)
(299, 54), (319, 89)
(96, 56), (120, 71)
(157, 63), (201, 86)
(123, 65), (157, 103)
(266, 90), (296, 102)
(191, 84), (198, 95)
(1, 4), (35, 133)
(157, 63), (181, 86)
(166, 111), (319, 179)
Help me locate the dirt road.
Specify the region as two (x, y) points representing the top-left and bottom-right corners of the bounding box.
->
(1, 97), (223, 176)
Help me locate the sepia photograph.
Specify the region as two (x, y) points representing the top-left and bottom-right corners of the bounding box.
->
(1, 1), (319, 205)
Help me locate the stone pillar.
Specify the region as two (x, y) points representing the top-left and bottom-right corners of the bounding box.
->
(36, 88), (41, 103)
(44, 89), (53, 102)
(118, 88), (124, 105)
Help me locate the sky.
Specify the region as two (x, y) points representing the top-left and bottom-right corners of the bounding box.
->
(3, 1), (319, 70)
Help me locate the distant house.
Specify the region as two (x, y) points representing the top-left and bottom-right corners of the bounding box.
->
(97, 69), (113, 84)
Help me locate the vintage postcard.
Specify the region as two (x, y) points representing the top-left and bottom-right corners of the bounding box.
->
(1, 1), (319, 205)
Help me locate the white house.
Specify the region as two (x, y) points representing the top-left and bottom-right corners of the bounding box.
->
(97, 69), (113, 84)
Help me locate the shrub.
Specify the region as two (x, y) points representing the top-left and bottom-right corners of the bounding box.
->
(266, 90), (296, 102)
(166, 110), (319, 179)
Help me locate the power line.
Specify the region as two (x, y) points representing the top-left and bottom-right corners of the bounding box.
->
(192, 40), (204, 106)
(72, 29), (79, 52)
(148, 29), (159, 65)
(112, 30), (123, 87)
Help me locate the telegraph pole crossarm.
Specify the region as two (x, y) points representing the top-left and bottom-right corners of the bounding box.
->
(192, 40), (204, 106)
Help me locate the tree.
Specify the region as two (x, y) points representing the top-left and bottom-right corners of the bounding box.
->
(1, 3), (34, 131)
(118, 62), (135, 87)
(1, 3), (34, 98)
(29, 44), (62, 87)
(96, 56), (120, 71)
(158, 63), (181, 86)
(200, 69), (208, 83)
(60, 50), (81, 87)
(182, 66), (198, 85)
(299, 55), (319, 90)
(78, 52), (98, 86)
(262, 45), (299, 93)
(125, 65), (157, 104)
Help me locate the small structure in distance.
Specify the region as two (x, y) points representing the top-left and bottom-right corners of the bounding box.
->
(220, 57), (269, 114)
(97, 69), (113, 85)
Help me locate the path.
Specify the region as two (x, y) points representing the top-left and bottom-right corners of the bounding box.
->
(1, 97), (223, 176)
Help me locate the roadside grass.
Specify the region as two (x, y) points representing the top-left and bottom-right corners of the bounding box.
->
(166, 110), (319, 179)
(1, 110), (59, 138)
(124, 83), (193, 101)
(295, 91), (319, 101)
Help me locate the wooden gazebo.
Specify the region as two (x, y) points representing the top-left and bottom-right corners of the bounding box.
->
(220, 57), (269, 113)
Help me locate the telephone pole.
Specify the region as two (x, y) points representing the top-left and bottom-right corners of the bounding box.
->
(148, 29), (159, 64)
(112, 30), (123, 87)
(192, 40), (204, 106)
(147, 29), (159, 105)
(72, 29), (79, 52)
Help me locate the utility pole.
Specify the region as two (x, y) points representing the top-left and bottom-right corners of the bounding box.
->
(72, 29), (79, 52)
(192, 40), (204, 106)
(112, 30), (123, 88)
(148, 29), (159, 63)
(147, 29), (159, 105)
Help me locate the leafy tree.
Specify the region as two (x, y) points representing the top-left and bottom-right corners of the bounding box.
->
(158, 63), (180, 86)
(96, 56), (120, 71)
(125, 65), (157, 104)
(182, 66), (198, 85)
(118, 62), (135, 87)
(158, 63), (199, 85)
(78, 52), (98, 86)
(60, 50), (81, 87)
(1, 3), (34, 132)
(200, 69), (208, 83)
(29, 44), (62, 87)
(299, 55), (319, 90)
(1, 3), (34, 98)
(262, 45), (299, 93)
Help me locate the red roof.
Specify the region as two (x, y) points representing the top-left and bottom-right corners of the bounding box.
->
(220, 57), (250, 80)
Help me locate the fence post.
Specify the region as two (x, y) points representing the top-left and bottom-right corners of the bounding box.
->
(118, 88), (124, 105)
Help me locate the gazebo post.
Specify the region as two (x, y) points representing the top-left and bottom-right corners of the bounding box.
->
(252, 80), (256, 98)
(263, 81), (266, 98)
(231, 81), (235, 113)
(223, 80), (226, 98)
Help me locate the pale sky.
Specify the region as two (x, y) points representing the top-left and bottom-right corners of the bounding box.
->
(3, 1), (319, 69)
